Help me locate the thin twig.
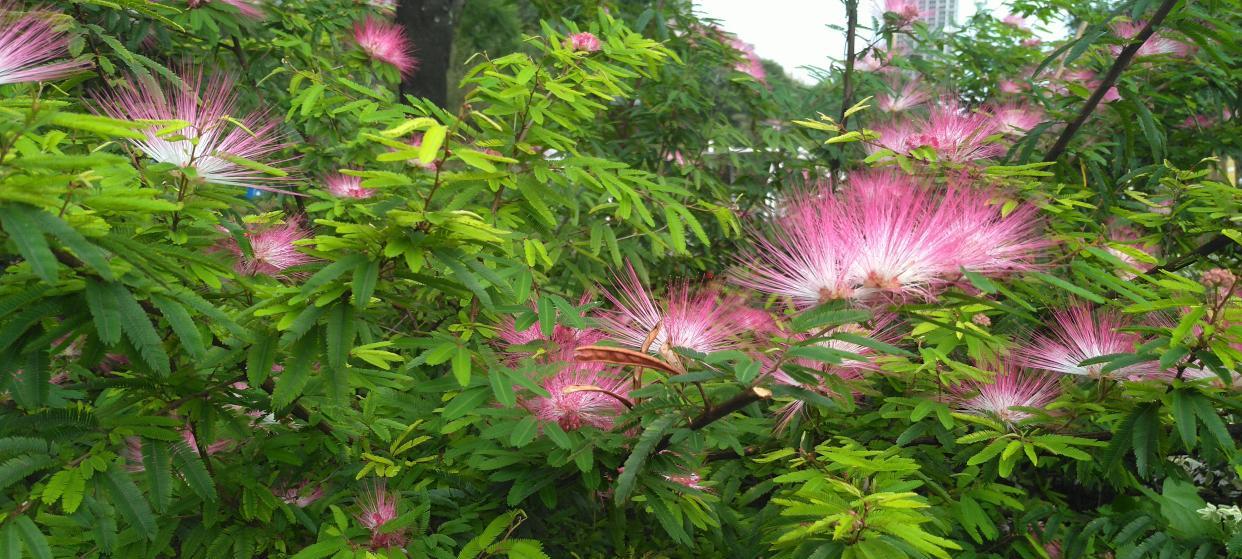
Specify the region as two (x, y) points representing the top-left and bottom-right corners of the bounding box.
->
(1043, 0), (1182, 162)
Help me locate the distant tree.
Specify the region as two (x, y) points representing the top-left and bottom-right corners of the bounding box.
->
(397, 0), (466, 106)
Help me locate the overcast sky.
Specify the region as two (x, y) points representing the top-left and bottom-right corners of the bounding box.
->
(694, 0), (1068, 83)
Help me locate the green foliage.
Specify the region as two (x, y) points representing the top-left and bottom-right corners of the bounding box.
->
(0, 0), (1240, 557)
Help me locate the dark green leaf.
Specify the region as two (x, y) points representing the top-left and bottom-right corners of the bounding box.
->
(0, 205), (57, 282)
(101, 466), (158, 540)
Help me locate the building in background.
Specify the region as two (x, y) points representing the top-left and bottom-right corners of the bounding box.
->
(917, 0), (960, 28)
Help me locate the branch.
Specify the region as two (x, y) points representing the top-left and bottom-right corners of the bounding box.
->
(830, 0), (860, 178)
(1042, 0), (1182, 162)
(1151, 233), (1233, 274)
(654, 386), (772, 451)
(838, 0), (860, 129)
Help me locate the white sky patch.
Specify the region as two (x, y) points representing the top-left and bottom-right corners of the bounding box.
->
(695, 0), (1070, 84)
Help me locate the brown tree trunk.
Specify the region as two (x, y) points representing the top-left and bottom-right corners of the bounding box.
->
(396, 0), (465, 107)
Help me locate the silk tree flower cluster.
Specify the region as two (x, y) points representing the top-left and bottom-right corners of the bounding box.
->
(869, 102), (1007, 163)
(356, 483), (405, 549)
(565, 31), (601, 52)
(951, 366), (1061, 424)
(0, 2), (91, 85)
(1110, 20), (1195, 59)
(882, 0), (923, 27)
(323, 173), (375, 199)
(352, 16), (417, 76)
(734, 170), (1048, 306)
(497, 297), (629, 431)
(726, 35), (766, 83)
(597, 265), (767, 366)
(215, 218), (316, 277)
(95, 68), (295, 193)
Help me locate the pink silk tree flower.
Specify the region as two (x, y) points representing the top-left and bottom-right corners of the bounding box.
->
(323, 173), (375, 199)
(953, 367), (1060, 424)
(987, 102), (1045, 134)
(565, 31), (601, 52)
(186, 0), (263, 18)
(997, 80), (1026, 94)
(877, 80), (930, 113)
(0, 3), (92, 84)
(357, 483), (406, 549)
(733, 189), (856, 307)
(906, 102), (1006, 163)
(220, 219), (316, 277)
(839, 180), (964, 300)
(95, 69), (294, 194)
(526, 364), (630, 431)
(940, 190), (1049, 278)
(598, 264), (759, 359)
(1110, 21), (1194, 58)
(1001, 15), (1029, 30)
(866, 121), (919, 156)
(1015, 305), (1158, 378)
(727, 36), (767, 83)
(883, 0), (922, 26)
(353, 17), (417, 77)
(496, 294), (605, 365)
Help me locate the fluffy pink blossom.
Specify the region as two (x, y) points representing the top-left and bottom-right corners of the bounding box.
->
(323, 173), (375, 199)
(565, 31), (601, 52)
(727, 36), (766, 83)
(1110, 21), (1194, 58)
(987, 102), (1044, 134)
(997, 79), (1026, 94)
(1022, 38), (1042, 47)
(940, 191), (1049, 278)
(0, 3), (92, 84)
(877, 80), (930, 113)
(496, 295), (604, 365)
(735, 172), (1047, 304)
(597, 264), (760, 359)
(733, 189), (856, 306)
(906, 102), (1006, 162)
(353, 17), (417, 76)
(357, 483), (405, 549)
(95, 68), (294, 193)
(187, 0), (263, 18)
(1001, 15), (1028, 29)
(867, 121), (919, 156)
(883, 0), (922, 25)
(219, 219), (316, 277)
(953, 366), (1060, 423)
(1015, 305), (1158, 378)
(526, 365), (630, 431)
